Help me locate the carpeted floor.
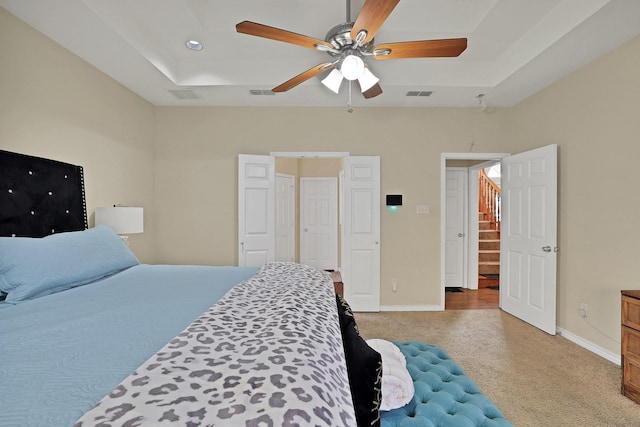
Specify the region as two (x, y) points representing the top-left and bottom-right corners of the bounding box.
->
(355, 310), (640, 426)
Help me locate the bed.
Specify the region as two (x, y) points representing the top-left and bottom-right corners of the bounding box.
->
(1, 150), (387, 427)
(1, 150), (511, 427)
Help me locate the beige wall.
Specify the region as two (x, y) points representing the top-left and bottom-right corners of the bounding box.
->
(3, 6), (640, 357)
(503, 34), (640, 355)
(275, 157), (298, 176)
(298, 158), (343, 177)
(153, 107), (508, 309)
(0, 8), (156, 262)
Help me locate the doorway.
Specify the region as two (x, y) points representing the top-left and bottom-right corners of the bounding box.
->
(275, 157), (342, 270)
(444, 162), (501, 310)
(440, 146), (558, 335)
(238, 153), (381, 312)
(440, 153), (509, 310)
(475, 161), (501, 293)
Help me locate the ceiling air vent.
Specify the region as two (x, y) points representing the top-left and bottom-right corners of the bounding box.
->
(406, 91), (433, 97)
(168, 89), (202, 100)
(250, 89), (276, 96)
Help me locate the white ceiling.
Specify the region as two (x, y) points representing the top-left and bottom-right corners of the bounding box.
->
(2, 0), (639, 108)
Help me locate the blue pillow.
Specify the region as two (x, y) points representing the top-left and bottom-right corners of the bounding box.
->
(0, 225), (139, 303)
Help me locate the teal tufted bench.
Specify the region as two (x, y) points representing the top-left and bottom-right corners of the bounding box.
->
(380, 341), (513, 427)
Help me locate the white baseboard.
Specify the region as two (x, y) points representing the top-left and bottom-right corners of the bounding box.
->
(557, 327), (620, 365)
(379, 305), (443, 312)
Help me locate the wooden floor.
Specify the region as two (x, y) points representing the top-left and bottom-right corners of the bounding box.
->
(445, 277), (500, 309)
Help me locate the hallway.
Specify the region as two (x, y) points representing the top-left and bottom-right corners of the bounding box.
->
(445, 280), (499, 309)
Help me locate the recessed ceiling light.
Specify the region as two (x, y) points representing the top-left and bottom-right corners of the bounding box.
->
(185, 40), (203, 51)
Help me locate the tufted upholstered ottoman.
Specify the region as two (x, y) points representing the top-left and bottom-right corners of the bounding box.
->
(380, 341), (513, 427)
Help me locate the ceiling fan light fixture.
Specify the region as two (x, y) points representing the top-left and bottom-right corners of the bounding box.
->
(341, 54), (364, 81)
(236, 0), (468, 99)
(321, 69), (344, 94)
(358, 67), (379, 92)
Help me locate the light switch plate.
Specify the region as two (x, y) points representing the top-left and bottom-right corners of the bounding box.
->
(416, 205), (430, 214)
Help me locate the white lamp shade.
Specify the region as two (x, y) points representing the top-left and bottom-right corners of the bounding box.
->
(321, 69), (344, 94)
(358, 67), (379, 92)
(340, 55), (364, 81)
(95, 207), (144, 234)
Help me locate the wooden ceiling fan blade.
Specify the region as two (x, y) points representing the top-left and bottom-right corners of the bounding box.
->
(236, 21), (334, 51)
(373, 38), (467, 60)
(272, 63), (335, 93)
(350, 0), (400, 44)
(362, 83), (383, 99)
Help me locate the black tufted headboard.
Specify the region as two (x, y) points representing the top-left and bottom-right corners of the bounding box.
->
(0, 150), (88, 237)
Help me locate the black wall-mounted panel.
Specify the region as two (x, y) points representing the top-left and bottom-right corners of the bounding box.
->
(386, 194), (403, 206)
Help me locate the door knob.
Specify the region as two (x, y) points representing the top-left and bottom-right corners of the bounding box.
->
(542, 246), (552, 252)
(304, 228), (308, 232)
(458, 233), (465, 237)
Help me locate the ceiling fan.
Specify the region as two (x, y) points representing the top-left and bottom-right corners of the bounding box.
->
(236, 0), (467, 99)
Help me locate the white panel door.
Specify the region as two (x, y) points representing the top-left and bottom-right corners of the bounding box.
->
(500, 144), (557, 335)
(342, 156), (380, 312)
(444, 168), (467, 288)
(238, 154), (275, 267)
(300, 178), (338, 270)
(275, 174), (295, 262)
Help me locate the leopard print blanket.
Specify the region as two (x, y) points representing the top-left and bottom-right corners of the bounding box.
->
(74, 262), (356, 426)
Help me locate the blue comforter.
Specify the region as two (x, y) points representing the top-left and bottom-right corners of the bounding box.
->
(0, 264), (258, 427)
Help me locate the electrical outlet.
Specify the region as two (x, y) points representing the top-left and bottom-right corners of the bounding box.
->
(579, 303), (588, 317)
(392, 278), (397, 292)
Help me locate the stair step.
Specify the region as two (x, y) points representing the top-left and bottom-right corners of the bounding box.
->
(479, 250), (500, 262)
(479, 220), (500, 231)
(480, 229), (500, 239)
(479, 262), (500, 275)
(479, 211), (501, 274)
(479, 239), (500, 250)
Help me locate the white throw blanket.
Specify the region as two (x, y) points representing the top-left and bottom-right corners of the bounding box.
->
(367, 338), (415, 411)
